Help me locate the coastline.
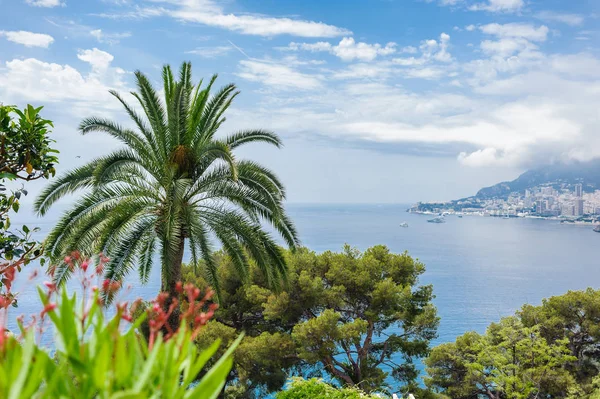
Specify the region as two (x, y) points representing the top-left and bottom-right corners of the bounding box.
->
(407, 209), (600, 225)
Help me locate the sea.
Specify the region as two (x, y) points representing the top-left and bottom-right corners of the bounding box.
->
(6, 203), (600, 387)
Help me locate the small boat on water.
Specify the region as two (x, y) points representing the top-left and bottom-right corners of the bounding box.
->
(594, 225), (600, 233)
(399, 222), (409, 228)
(427, 216), (445, 224)
(458, 215), (463, 218)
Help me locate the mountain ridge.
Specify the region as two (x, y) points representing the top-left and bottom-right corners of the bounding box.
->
(474, 159), (600, 200)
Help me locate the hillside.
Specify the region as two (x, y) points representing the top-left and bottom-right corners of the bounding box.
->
(475, 159), (600, 199)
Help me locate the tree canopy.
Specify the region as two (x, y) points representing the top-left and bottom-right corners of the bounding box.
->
(184, 245), (438, 397)
(426, 289), (600, 398)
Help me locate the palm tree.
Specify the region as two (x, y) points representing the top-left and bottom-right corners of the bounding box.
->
(35, 62), (299, 307)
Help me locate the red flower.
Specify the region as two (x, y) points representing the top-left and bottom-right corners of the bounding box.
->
(41, 303), (56, 317)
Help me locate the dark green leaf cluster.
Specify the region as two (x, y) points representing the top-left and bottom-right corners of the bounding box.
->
(0, 104), (58, 182)
(0, 104), (56, 298)
(426, 288), (600, 398)
(0, 186), (42, 270)
(184, 245), (439, 397)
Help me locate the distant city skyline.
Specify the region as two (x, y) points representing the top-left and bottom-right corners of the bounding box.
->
(414, 182), (600, 220)
(2, 0), (600, 203)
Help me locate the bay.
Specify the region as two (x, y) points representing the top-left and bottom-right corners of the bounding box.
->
(287, 204), (600, 343)
(6, 203), (600, 384)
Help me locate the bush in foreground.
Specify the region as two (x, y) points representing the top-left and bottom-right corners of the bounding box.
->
(0, 254), (239, 398)
(276, 378), (383, 399)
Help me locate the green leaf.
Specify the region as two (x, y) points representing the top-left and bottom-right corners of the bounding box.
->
(186, 334), (244, 399)
(8, 334), (35, 399)
(133, 337), (162, 392)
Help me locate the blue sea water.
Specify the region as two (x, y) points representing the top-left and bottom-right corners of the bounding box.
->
(6, 203), (600, 387)
(287, 204), (600, 343)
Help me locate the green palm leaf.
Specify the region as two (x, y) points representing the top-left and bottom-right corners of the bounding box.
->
(35, 62), (300, 311)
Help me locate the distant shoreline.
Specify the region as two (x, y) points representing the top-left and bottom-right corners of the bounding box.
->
(407, 209), (600, 225)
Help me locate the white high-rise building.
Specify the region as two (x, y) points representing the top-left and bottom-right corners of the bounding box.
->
(575, 183), (583, 198)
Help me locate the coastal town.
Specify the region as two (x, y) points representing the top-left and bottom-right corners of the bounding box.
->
(410, 183), (600, 224)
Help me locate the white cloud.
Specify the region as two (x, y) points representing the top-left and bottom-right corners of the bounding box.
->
(550, 53), (600, 78)
(77, 48), (115, 71)
(90, 29), (132, 44)
(185, 46), (232, 58)
(334, 63), (394, 80)
(392, 57), (427, 66)
(287, 37), (397, 62)
(236, 60), (322, 90)
(6, 0), (599, 172)
(0, 57), (127, 114)
(458, 148), (505, 166)
(332, 37), (396, 61)
(420, 32), (452, 62)
(25, 0), (64, 7)
(286, 41), (332, 52)
(404, 66), (448, 79)
(535, 11), (584, 26)
(227, 36), (600, 168)
(0, 30), (54, 48)
(96, 0), (351, 38)
(469, 0), (523, 13)
(479, 23), (549, 41)
(480, 38), (538, 57)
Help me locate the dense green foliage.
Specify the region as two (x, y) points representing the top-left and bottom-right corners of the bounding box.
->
(0, 104), (58, 182)
(33, 62), (299, 314)
(184, 245), (438, 397)
(425, 289), (600, 398)
(275, 378), (384, 398)
(1, 285), (239, 398)
(0, 104), (57, 302)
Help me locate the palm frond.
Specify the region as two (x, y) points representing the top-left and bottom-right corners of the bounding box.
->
(226, 130), (282, 149)
(132, 70), (168, 156)
(36, 62), (298, 302)
(109, 90), (162, 160)
(34, 161), (100, 216)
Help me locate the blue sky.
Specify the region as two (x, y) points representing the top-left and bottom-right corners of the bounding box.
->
(1, 0), (600, 203)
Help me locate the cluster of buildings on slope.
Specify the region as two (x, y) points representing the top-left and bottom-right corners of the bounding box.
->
(411, 184), (600, 221)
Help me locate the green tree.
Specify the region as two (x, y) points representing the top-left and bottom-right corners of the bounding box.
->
(34, 63), (299, 317)
(185, 245), (439, 397)
(425, 317), (577, 399)
(519, 288), (600, 389)
(0, 104), (58, 303)
(0, 104), (57, 182)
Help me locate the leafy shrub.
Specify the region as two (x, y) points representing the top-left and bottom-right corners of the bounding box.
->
(276, 378), (384, 399)
(0, 104), (58, 304)
(0, 253), (240, 398)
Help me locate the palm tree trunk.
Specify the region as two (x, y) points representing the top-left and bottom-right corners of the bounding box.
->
(163, 237), (184, 332)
